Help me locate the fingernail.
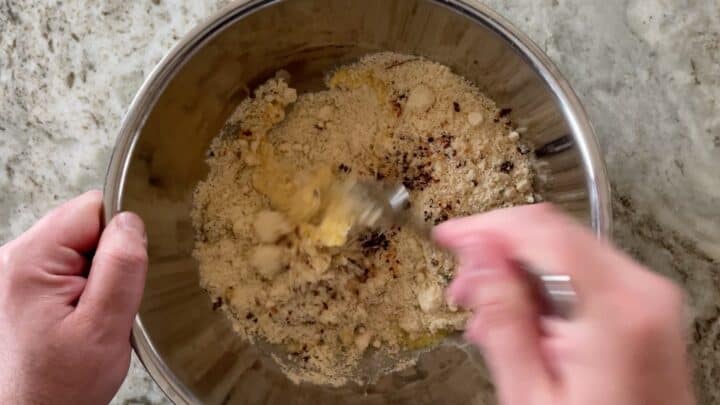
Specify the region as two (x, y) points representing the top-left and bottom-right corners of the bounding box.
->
(117, 212), (145, 236)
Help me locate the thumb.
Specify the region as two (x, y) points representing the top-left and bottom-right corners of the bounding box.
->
(457, 265), (555, 404)
(75, 212), (147, 336)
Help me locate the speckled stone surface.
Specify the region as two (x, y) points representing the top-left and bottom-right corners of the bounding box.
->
(1, 0), (718, 403)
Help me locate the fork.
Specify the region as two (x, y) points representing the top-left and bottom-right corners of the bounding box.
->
(346, 180), (576, 318)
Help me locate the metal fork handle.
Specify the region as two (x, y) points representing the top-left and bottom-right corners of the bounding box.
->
(359, 181), (577, 318)
(531, 272), (576, 318)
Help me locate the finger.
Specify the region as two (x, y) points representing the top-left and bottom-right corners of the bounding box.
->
(445, 238), (509, 308)
(446, 270), (486, 309)
(538, 335), (566, 379)
(462, 262), (556, 404)
(0, 267), (87, 318)
(40, 274), (87, 317)
(434, 204), (630, 300)
(21, 190), (103, 254)
(1, 191), (101, 284)
(34, 243), (89, 277)
(75, 212), (147, 335)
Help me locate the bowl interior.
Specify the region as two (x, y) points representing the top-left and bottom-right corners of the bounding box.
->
(113, 0), (603, 403)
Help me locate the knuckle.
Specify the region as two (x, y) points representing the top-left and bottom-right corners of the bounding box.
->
(625, 279), (684, 339)
(653, 278), (686, 321)
(102, 243), (148, 270)
(0, 245), (12, 272)
(1, 244), (29, 285)
(39, 204), (67, 228)
(479, 295), (529, 329)
(477, 276), (534, 328)
(656, 278), (684, 307)
(527, 202), (562, 221)
(54, 191), (102, 217)
(84, 189), (103, 204)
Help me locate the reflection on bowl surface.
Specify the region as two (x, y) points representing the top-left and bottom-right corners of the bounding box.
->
(104, 0), (611, 403)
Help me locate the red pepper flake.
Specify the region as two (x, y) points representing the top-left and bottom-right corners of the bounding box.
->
(402, 171), (433, 191)
(434, 212), (450, 225)
(360, 232), (390, 254)
(440, 133), (454, 148)
(390, 92), (407, 117)
(391, 100), (402, 117)
(356, 267), (370, 283)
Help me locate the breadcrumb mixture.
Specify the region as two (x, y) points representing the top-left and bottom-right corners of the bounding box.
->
(191, 52), (536, 386)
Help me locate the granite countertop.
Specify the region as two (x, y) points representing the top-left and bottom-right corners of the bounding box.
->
(1, 0), (718, 404)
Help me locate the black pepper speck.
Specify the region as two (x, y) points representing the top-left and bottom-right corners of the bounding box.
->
(500, 161), (514, 173)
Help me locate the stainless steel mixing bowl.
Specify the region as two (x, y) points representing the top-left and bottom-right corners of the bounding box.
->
(104, 0), (612, 403)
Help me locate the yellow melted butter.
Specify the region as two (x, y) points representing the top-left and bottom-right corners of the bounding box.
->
(329, 68), (388, 104)
(315, 192), (356, 247)
(401, 330), (451, 351)
(251, 143), (356, 247)
(252, 144), (296, 213)
(249, 68), (391, 247)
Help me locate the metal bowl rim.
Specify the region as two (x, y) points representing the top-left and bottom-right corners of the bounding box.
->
(103, 0), (612, 403)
